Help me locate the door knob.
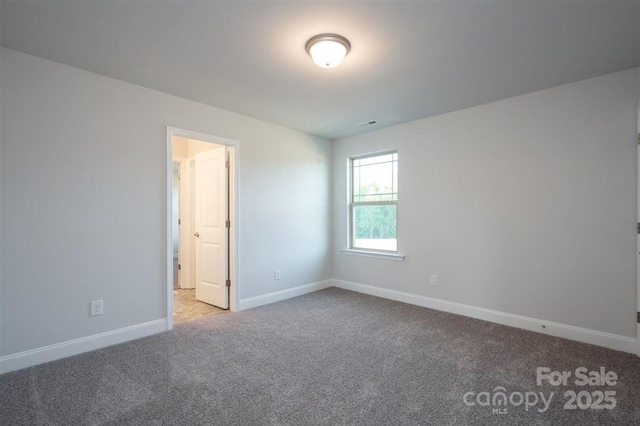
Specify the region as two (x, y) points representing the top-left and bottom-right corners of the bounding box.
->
(194, 232), (200, 238)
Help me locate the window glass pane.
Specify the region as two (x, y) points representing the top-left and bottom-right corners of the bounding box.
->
(353, 153), (398, 202)
(353, 204), (397, 251)
(353, 165), (360, 198)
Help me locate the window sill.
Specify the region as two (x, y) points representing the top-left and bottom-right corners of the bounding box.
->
(340, 249), (405, 262)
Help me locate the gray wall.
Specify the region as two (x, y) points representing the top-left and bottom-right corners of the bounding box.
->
(0, 48), (332, 356)
(333, 68), (639, 338)
(1, 45), (637, 358)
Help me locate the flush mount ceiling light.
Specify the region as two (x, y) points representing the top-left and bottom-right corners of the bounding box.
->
(305, 34), (351, 68)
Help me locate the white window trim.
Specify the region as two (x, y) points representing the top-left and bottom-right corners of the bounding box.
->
(340, 248), (405, 261)
(348, 150), (400, 255)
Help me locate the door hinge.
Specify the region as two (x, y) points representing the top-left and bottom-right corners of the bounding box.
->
(225, 160), (230, 169)
(637, 223), (640, 234)
(178, 264), (181, 270)
(226, 279), (231, 287)
(226, 220), (231, 228)
(178, 219), (181, 225)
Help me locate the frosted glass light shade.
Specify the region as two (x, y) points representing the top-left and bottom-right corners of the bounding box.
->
(306, 34), (351, 68)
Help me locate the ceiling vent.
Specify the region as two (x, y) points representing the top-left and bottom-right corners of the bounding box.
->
(358, 120), (378, 127)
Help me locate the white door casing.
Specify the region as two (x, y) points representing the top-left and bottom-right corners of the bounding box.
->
(194, 147), (229, 309)
(167, 126), (239, 330)
(637, 107), (640, 357)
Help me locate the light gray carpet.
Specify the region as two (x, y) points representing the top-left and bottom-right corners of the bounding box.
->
(1, 288), (639, 425)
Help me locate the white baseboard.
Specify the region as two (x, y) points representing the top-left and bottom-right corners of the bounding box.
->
(3, 283), (636, 374)
(333, 279), (638, 355)
(0, 318), (167, 374)
(239, 279), (333, 311)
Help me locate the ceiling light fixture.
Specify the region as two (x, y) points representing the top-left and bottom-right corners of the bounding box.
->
(305, 34), (351, 68)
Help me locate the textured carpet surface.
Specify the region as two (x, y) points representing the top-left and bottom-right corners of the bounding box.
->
(1, 288), (639, 425)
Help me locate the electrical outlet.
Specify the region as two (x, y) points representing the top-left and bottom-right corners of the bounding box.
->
(90, 300), (103, 316)
(274, 270), (281, 280)
(430, 274), (438, 286)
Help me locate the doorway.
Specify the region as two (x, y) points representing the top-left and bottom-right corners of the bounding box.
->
(166, 127), (238, 329)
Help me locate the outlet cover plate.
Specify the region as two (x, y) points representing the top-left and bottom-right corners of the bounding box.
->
(90, 300), (103, 316)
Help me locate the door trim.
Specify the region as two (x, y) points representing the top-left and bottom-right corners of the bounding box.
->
(166, 127), (239, 330)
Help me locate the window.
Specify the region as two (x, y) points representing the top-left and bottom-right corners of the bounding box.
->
(350, 151), (398, 252)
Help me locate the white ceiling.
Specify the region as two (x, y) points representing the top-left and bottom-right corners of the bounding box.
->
(1, 1), (638, 140)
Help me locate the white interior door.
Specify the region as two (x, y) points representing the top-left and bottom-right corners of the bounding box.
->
(194, 146), (228, 308)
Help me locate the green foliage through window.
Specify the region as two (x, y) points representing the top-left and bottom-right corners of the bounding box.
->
(354, 205), (397, 239)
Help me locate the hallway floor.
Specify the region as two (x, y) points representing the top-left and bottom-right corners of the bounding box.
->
(173, 289), (226, 324)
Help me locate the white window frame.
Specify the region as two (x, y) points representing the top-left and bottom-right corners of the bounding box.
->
(348, 150), (399, 254)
